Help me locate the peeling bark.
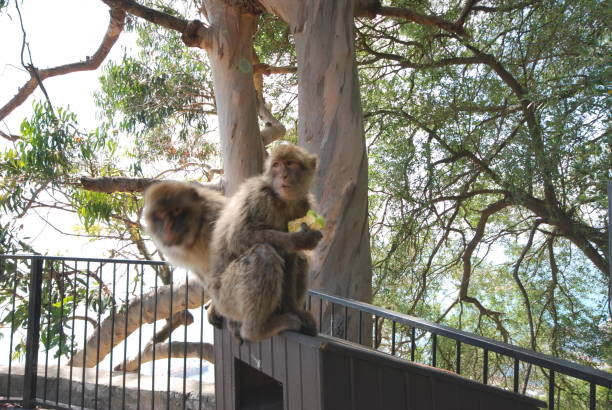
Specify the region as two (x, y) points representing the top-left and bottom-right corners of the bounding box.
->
(69, 280), (207, 368)
(259, 0), (373, 343)
(115, 341), (214, 372)
(203, 0), (263, 194)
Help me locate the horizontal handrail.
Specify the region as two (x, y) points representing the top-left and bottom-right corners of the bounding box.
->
(308, 289), (612, 388)
(0, 254), (167, 265)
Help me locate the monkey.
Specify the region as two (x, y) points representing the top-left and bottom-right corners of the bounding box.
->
(207, 143), (322, 342)
(143, 180), (227, 282)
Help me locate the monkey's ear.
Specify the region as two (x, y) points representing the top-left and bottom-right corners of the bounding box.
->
(309, 156), (317, 170)
(188, 187), (201, 201)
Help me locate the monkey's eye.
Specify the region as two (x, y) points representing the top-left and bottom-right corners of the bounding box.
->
(272, 162), (280, 168)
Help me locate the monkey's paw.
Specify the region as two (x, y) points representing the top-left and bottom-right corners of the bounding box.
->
(294, 226), (323, 250)
(298, 311), (318, 337)
(207, 310), (225, 329)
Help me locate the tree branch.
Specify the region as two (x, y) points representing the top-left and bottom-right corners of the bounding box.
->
(378, 6), (468, 37)
(251, 51), (286, 146)
(101, 0), (212, 49)
(78, 176), (223, 194)
(0, 8), (126, 122)
(115, 341), (214, 372)
(69, 280), (207, 367)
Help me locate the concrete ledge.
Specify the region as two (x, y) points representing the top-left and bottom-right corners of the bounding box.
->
(0, 364), (215, 410)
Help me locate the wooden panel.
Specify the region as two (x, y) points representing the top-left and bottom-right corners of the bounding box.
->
(286, 339), (302, 410)
(260, 337), (273, 375)
(223, 328), (235, 410)
(380, 367), (406, 410)
(321, 350), (352, 410)
(457, 386), (479, 410)
(410, 373), (433, 409)
(352, 357), (380, 410)
(214, 327), (225, 410)
(272, 335), (287, 384)
(300, 343), (320, 410)
(432, 378), (457, 410)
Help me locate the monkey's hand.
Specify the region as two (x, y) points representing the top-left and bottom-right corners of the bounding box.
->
(291, 223), (323, 250)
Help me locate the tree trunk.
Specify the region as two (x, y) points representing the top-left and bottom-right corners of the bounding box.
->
(261, 0), (373, 343)
(203, 0), (263, 194)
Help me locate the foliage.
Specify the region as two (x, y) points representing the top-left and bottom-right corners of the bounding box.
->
(360, 0), (610, 405)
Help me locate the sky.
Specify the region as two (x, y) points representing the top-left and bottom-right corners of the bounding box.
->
(0, 0), (138, 256)
(0, 1), (216, 379)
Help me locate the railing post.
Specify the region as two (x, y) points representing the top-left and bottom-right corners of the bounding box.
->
(23, 257), (43, 409)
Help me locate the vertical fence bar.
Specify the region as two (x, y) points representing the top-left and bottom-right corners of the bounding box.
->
(483, 349), (489, 385)
(68, 261), (78, 407)
(410, 327), (415, 362)
(358, 310), (363, 345)
(57, 261), (65, 407)
(513, 358), (519, 392)
(43, 260), (52, 404)
(137, 264), (144, 410)
(198, 288), (205, 410)
(548, 370), (555, 410)
(183, 276), (189, 410)
(431, 333), (437, 367)
(95, 263), (102, 410)
(391, 321), (396, 355)
(122, 264), (130, 410)
(152, 269), (158, 410)
(344, 305), (348, 340)
(109, 262), (117, 410)
(374, 315), (378, 349)
(331, 303), (335, 337)
(455, 340), (461, 374)
(7, 259), (18, 401)
(167, 277), (174, 410)
(318, 298), (323, 333)
(589, 383), (596, 410)
(82, 261), (90, 409)
(23, 257), (44, 409)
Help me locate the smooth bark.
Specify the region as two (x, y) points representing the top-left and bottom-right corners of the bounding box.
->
(261, 0), (373, 343)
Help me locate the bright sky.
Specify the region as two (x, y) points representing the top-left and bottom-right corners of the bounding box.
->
(0, 0), (138, 255)
(0, 2), (216, 378)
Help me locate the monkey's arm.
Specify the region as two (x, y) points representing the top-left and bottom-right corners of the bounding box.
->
(252, 225), (322, 252)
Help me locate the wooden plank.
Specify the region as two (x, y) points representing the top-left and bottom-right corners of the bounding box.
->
(432, 378), (457, 410)
(321, 350), (352, 410)
(261, 337), (273, 375)
(457, 386), (479, 410)
(214, 327), (225, 410)
(380, 366), (406, 410)
(410, 373), (433, 409)
(286, 338), (302, 410)
(300, 343), (320, 410)
(352, 357), (380, 410)
(272, 335), (287, 384)
(224, 327), (235, 410)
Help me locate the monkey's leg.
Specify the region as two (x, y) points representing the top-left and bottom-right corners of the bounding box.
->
(282, 253), (317, 337)
(219, 244), (299, 342)
(206, 302), (225, 329)
(240, 312), (303, 342)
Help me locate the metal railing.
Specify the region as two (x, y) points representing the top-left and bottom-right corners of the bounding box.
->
(308, 290), (611, 410)
(0, 255), (214, 410)
(0, 254), (610, 409)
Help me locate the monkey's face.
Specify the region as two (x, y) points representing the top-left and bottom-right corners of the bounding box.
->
(270, 157), (312, 201)
(144, 184), (202, 247)
(266, 144), (317, 202)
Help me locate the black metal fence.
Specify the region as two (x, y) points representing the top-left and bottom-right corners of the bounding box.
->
(0, 255), (214, 410)
(307, 290), (612, 410)
(0, 254), (610, 409)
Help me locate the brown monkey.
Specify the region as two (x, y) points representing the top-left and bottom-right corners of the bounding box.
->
(143, 181), (226, 280)
(208, 143), (322, 342)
